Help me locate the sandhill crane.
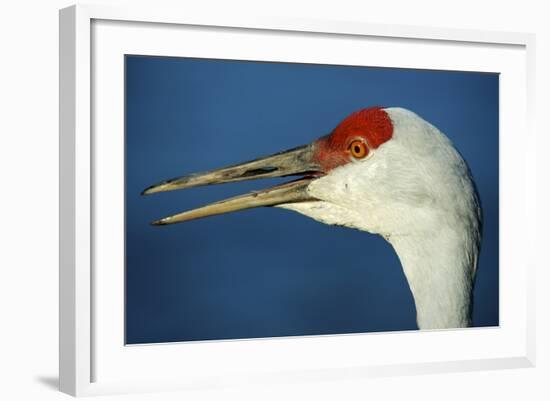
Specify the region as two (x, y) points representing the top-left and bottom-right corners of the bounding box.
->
(142, 107), (482, 330)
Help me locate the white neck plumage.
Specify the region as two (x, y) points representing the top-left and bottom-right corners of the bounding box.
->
(282, 199), (481, 330)
(388, 224), (479, 330)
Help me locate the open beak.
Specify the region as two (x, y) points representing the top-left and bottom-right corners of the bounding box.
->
(142, 143), (323, 225)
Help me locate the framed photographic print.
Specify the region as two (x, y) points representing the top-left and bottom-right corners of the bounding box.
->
(59, 4), (536, 396)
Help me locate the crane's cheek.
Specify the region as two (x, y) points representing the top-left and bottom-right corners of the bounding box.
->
(305, 162), (360, 202)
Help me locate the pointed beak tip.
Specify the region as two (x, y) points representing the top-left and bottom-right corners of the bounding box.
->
(141, 184), (158, 196)
(150, 219), (167, 226)
(142, 184), (166, 196)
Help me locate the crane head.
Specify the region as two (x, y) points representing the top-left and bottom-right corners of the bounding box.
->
(142, 107), (480, 240)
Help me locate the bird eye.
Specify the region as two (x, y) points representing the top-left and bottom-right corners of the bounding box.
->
(349, 140), (368, 159)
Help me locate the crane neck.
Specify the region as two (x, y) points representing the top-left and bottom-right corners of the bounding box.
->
(388, 225), (479, 330)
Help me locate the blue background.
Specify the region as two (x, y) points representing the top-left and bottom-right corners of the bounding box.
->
(125, 55), (499, 344)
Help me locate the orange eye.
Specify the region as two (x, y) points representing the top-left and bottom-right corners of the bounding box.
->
(349, 140), (368, 159)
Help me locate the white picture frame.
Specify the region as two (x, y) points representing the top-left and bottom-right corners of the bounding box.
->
(59, 4), (536, 397)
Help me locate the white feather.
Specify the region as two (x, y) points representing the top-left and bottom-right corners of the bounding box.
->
(279, 108), (482, 329)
